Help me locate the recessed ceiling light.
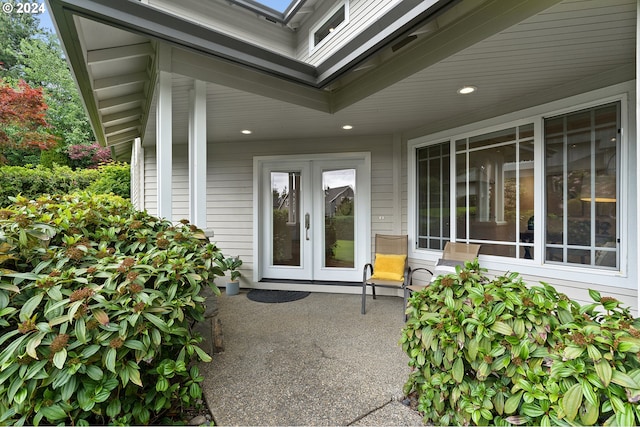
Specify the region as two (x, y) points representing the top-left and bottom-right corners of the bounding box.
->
(241, 129), (252, 135)
(342, 125), (353, 130)
(457, 86), (477, 95)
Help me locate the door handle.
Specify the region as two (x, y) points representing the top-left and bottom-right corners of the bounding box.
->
(305, 213), (310, 240)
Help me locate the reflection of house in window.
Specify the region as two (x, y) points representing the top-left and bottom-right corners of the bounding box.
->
(275, 173), (300, 225)
(324, 185), (354, 217)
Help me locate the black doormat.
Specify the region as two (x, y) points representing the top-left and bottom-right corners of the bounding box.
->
(247, 289), (310, 303)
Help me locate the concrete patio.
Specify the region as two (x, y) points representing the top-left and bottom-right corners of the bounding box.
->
(199, 291), (423, 426)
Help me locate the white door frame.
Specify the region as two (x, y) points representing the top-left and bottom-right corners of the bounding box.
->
(253, 152), (371, 283)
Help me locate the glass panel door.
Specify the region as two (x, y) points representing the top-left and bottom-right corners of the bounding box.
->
(260, 156), (369, 282)
(262, 162), (312, 280)
(312, 159), (368, 282)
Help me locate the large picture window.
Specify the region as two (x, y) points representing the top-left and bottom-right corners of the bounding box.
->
(412, 99), (623, 273)
(544, 103), (620, 269)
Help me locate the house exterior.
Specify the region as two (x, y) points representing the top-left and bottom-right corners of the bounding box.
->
(47, 0), (639, 313)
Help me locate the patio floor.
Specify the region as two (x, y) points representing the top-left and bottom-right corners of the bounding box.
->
(199, 291), (424, 426)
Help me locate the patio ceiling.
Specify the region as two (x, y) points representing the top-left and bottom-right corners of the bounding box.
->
(47, 0), (636, 160)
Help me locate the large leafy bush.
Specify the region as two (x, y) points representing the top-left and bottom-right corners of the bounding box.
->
(402, 262), (640, 426)
(0, 193), (224, 425)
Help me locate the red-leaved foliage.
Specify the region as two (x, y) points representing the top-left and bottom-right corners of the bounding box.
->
(0, 80), (57, 157)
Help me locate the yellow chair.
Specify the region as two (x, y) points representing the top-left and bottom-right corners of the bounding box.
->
(361, 234), (410, 315)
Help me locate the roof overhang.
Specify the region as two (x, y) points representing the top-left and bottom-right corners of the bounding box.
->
(46, 0), (635, 160)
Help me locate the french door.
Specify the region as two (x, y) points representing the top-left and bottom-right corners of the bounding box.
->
(259, 155), (370, 282)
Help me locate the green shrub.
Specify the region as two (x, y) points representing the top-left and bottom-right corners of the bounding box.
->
(401, 262), (640, 426)
(86, 163), (130, 199)
(0, 192), (224, 425)
(39, 149), (70, 168)
(0, 164), (130, 207)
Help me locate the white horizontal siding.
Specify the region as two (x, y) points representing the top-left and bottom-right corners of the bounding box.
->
(142, 145), (192, 221)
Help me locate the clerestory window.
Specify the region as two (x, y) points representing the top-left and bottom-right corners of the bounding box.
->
(310, 2), (348, 51)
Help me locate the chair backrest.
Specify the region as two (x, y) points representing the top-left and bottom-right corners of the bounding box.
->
(375, 234), (408, 256)
(442, 242), (481, 262)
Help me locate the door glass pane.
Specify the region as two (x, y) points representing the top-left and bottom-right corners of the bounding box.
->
(323, 169), (355, 268)
(271, 172), (300, 266)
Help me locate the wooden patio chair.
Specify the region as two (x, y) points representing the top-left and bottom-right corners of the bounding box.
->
(405, 242), (481, 297)
(361, 234), (410, 315)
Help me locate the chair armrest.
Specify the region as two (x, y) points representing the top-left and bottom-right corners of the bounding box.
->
(408, 267), (433, 285)
(363, 263), (373, 282)
(403, 265), (412, 287)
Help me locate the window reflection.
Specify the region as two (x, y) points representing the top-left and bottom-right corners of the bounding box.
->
(323, 169), (355, 268)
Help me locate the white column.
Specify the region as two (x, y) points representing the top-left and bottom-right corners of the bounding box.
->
(392, 133), (402, 235)
(156, 46), (172, 220)
(189, 80), (208, 228)
(131, 137), (145, 210)
(636, 0), (640, 313)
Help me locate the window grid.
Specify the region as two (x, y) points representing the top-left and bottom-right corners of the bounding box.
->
(455, 125), (534, 259)
(416, 142), (450, 250)
(544, 103), (619, 269)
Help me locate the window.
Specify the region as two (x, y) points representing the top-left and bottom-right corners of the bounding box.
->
(412, 98), (623, 273)
(416, 142), (450, 250)
(544, 103), (620, 269)
(310, 2), (348, 50)
(455, 124), (535, 258)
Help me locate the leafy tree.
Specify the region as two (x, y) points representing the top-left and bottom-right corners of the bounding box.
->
(18, 33), (94, 149)
(0, 11), (41, 79)
(0, 79), (57, 165)
(1, 11), (95, 164)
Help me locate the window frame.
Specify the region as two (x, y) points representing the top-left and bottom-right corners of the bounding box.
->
(407, 87), (629, 285)
(308, 1), (349, 54)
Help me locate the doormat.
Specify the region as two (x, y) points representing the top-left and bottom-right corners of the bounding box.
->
(247, 289), (310, 303)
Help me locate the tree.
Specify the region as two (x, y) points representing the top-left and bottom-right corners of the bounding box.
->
(0, 11), (96, 164)
(0, 11), (40, 79)
(0, 79), (57, 164)
(18, 33), (94, 149)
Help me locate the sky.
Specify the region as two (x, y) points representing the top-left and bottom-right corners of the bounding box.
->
(256, 0), (294, 13)
(37, 3), (54, 31)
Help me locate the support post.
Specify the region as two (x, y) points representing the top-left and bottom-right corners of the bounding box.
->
(636, 0), (639, 313)
(156, 47), (172, 220)
(189, 80), (208, 229)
